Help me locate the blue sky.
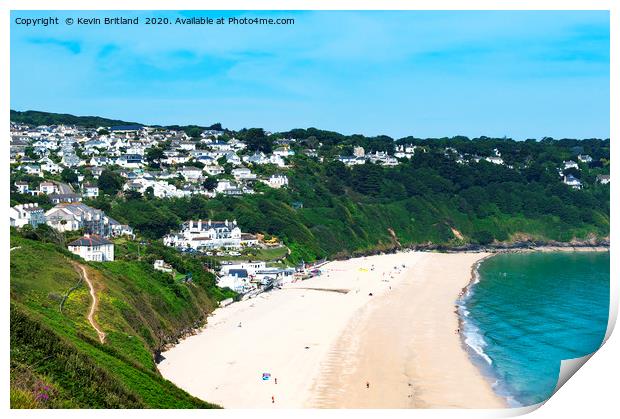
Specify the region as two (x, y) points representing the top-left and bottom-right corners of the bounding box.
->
(10, 10), (609, 139)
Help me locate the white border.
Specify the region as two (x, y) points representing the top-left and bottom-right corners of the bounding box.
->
(2, 2), (616, 419)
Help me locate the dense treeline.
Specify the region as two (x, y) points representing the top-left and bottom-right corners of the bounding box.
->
(101, 147), (609, 262)
(11, 110), (223, 134)
(10, 110), (142, 129)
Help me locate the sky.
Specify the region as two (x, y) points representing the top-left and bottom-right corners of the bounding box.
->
(10, 10), (610, 139)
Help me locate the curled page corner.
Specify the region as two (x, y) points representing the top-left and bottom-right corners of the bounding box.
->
(552, 352), (596, 396)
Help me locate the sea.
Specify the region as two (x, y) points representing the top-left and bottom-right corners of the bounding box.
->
(457, 251), (610, 407)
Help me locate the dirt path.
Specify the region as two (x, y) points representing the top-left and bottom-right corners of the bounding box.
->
(77, 265), (106, 344)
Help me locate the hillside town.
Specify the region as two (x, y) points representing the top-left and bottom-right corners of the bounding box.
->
(10, 121), (610, 204)
(9, 119), (611, 295)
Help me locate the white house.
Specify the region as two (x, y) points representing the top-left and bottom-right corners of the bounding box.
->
(14, 181), (29, 194)
(21, 164), (42, 176)
(485, 156), (505, 165)
(9, 203), (46, 228)
(596, 174), (610, 185)
(262, 174), (289, 189)
(46, 203), (110, 235)
(563, 175), (582, 190)
(224, 152), (242, 166)
(39, 181), (58, 195)
(117, 154), (143, 169)
(67, 235), (114, 262)
(269, 154), (287, 167)
(82, 184), (100, 198)
(232, 167), (256, 180)
(154, 259), (173, 273)
(163, 219), (243, 250)
(40, 157), (62, 174)
(179, 166), (203, 181)
(217, 269), (252, 293)
(273, 147), (295, 158)
(244, 152), (269, 165)
(563, 160), (579, 170)
(577, 154), (593, 163)
(220, 261), (266, 277)
(203, 164), (225, 176)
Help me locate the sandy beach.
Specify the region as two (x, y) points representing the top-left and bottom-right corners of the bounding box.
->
(158, 251), (506, 408)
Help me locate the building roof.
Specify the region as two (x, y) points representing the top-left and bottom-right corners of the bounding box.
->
(228, 269), (248, 278)
(111, 125), (143, 131)
(68, 235), (113, 247)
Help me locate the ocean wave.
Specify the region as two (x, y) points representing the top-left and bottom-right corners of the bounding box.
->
(459, 305), (493, 365)
(457, 259), (522, 407)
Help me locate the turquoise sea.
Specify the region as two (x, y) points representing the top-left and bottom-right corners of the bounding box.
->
(458, 252), (610, 407)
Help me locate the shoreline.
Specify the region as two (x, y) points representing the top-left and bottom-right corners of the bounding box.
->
(455, 246), (610, 408)
(157, 251), (506, 408)
(156, 247), (607, 408)
(456, 253), (512, 407)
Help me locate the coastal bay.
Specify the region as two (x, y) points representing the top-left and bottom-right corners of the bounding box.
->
(158, 251), (505, 408)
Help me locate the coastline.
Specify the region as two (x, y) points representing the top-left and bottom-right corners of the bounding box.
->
(456, 247), (610, 408)
(158, 251), (506, 408)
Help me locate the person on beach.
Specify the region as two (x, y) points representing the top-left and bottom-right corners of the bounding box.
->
(366, 381), (370, 389)
(272, 396), (275, 404)
(275, 378), (278, 384)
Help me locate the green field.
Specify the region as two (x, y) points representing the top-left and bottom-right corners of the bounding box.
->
(10, 233), (222, 408)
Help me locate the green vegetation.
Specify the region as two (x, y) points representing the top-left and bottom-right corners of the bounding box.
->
(10, 232), (225, 408)
(103, 146), (609, 262)
(11, 110), (142, 129)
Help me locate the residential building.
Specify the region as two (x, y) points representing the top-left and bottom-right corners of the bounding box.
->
(232, 167), (256, 180)
(596, 174), (610, 185)
(14, 181), (29, 194)
(46, 203), (111, 235)
(485, 156), (505, 165)
(67, 235), (114, 262)
(179, 166), (203, 181)
(563, 175), (582, 190)
(563, 160), (579, 170)
(9, 203), (46, 228)
(39, 181), (58, 195)
(163, 219), (245, 250)
(49, 193), (83, 204)
(154, 259), (173, 273)
(203, 164), (224, 176)
(262, 174), (289, 189)
(82, 184), (99, 198)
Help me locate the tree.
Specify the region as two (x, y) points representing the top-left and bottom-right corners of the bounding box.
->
(146, 147), (165, 168)
(24, 146), (38, 159)
(124, 190), (143, 200)
(472, 230), (494, 245)
(144, 186), (155, 200)
(350, 163), (383, 196)
(186, 127), (202, 139)
(241, 128), (273, 153)
(97, 128), (110, 136)
(203, 177), (218, 191)
(61, 168), (78, 184)
(98, 170), (123, 196)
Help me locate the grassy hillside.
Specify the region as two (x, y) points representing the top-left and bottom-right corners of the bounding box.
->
(10, 233), (223, 408)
